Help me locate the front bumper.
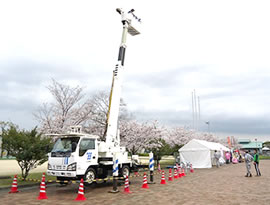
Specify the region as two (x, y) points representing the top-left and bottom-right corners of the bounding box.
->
(47, 170), (76, 177)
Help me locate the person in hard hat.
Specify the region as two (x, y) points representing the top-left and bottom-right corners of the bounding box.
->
(214, 150), (221, 168)
(244, 150), (253, 177)
(253, 149), (261, 176)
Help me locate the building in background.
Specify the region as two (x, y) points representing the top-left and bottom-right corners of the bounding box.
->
(238, 139), (263, 154)
(262, 147), (270, 156)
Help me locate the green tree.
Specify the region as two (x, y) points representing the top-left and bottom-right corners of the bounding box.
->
(0, 121), (18, 158)
(263, 141), (270, 148)
(150, 139), (173, 166)
(2, 126), (53, 179)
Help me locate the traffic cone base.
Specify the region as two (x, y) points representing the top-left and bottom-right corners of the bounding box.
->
(37, 193), (48, 200)
(75, 194), (86, 201)
(124, 189), (132, 194)
(182, 168), (186, 176)
(178, 169), (182, 178)
(142, 183), (149, 189)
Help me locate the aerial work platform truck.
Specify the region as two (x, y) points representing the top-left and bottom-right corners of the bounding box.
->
(47, 8), (141, 185)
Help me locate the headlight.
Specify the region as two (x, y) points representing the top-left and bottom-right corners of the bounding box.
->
(67, 162), (76, 171)
(48, 163), (52, 170)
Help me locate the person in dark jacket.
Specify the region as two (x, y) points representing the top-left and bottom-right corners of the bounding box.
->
(253, 149), (261, 176)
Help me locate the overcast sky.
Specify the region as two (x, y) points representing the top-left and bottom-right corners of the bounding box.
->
(1, 0), (270, 141)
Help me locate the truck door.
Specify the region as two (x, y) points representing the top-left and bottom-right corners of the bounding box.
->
(78, 138), (98, 168)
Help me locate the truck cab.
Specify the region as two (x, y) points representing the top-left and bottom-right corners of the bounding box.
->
(47, 131), (100, 184)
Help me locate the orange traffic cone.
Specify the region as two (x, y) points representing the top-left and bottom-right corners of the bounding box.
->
(174, 169), (178, 179)
(190, 164), (194, 173)
(9, 175), (19, 193)
(182, 168), (186, 177)
(75, 179), (86, 201)
(141, 173), (149, 189)
(178, 168), (182, 178)
(37, 176), (48, 200)
(168, 168), (173, 181)
(123, 176), (132, 194)
(160, 170), (166, 184)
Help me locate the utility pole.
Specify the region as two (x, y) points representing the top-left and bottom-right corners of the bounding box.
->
(193, 90), (197, 131)
(198, 96), (201, 132)
(191, 92), (195, 130)
(205, 121), (210, 134)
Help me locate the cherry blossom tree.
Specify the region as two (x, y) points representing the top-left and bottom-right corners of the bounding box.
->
(163, 126), (222, 148)
(34, 79), (91, 134)
(119, 120), (163, 155)
(34, 79), (128, 139)
(34, 80), (224, 153)
(164, 127), (195, 147)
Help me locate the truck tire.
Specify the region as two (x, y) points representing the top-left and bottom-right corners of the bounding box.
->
(84, 168), (97, 186)
(120, 165), (130, 178)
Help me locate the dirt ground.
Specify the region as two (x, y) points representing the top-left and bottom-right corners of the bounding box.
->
(0, 160), (269, 205)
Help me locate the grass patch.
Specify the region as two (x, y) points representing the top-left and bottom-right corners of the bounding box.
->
(0, 172), (56, 188)
(260, 155), (270, 160)
(159, 159), (175, 168)
(0, 158), (16, 160)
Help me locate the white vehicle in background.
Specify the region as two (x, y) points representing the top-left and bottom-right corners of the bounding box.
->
(47, 8), (141, 185)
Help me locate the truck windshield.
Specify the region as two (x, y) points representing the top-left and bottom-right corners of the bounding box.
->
(51, 137), (80, 156)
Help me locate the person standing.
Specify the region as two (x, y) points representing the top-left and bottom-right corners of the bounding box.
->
(225, 151), (230, 164)
(214, 150), (220, 168)
(244, 150), (253, 177)
(253, 149), (261, 176)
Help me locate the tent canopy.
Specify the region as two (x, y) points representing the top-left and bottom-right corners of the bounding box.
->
(179, 139), (230, 168)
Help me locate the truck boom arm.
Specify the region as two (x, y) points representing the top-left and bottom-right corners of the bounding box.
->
(105, 8), (140, 148)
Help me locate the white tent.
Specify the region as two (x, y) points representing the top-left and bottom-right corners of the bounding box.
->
(179, 139), (230, 168)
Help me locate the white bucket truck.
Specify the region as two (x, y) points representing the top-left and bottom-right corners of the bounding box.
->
(47, 8), (141, 185)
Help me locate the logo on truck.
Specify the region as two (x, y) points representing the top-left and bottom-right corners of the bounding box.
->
(87, 152), (92, 160)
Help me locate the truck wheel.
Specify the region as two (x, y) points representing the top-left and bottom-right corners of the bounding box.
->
(84, 168), (97, 186)
(120, 165), (130, 178)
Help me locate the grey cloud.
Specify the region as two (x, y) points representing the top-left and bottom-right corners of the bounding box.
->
(127, 66), (205, 89)
(132, 109), (270, 138)
(0, 58), (86, 86)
